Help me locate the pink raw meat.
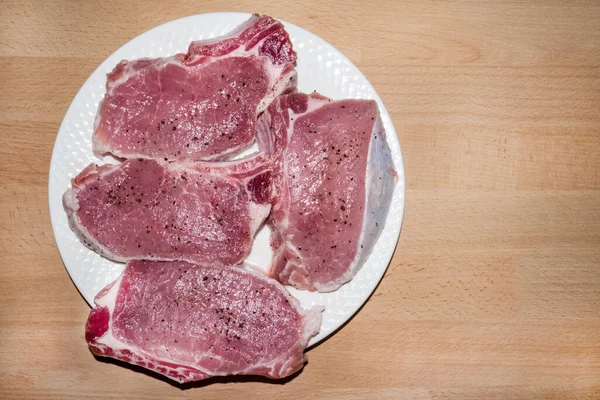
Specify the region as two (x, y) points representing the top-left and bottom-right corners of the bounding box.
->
(93, 14), (297, 162)
(257, 92), (396, 292)
(86, 260), (323, 383)
(63, 155), (272, 266)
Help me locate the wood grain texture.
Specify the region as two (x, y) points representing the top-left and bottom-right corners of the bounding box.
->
(1, 1), (599, 398)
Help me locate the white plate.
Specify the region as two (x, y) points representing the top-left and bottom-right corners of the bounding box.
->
(48, 12), (405, 346)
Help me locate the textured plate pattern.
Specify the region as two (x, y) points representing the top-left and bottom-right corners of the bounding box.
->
(48, 12), (405, 346)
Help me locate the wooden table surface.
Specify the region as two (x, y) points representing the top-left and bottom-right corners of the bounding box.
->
(1, 1), (599, 399)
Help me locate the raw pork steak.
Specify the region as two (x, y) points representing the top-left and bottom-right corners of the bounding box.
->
(63, 156), (272, 266)
(86, 260), (323, 383)
(94, 14), (297, 162)
(257, 93), (396, 292)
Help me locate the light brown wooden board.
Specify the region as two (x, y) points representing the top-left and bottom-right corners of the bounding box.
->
(1, 1), (599, 399)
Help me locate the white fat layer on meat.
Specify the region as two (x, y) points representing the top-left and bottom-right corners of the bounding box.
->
(257, 68), (297, 114)
(90, 262), (323, 382)
(166, 150), (268, 175)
